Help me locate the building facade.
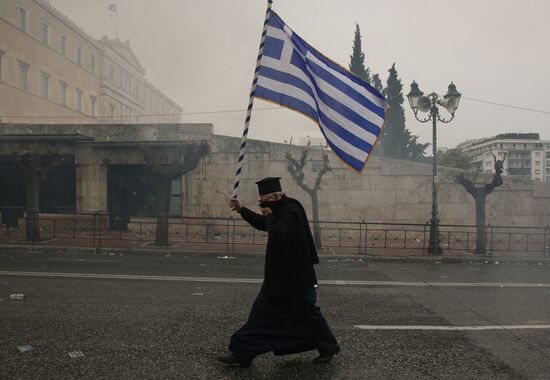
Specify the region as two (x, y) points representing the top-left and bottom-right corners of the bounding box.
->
(456, 133), (550, 182)
(0, 0), (181, 124)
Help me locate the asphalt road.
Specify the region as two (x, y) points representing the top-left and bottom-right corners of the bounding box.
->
(1, 251), (549, 379)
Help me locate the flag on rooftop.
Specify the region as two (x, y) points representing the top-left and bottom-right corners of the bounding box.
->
(254, 11), (388, 172)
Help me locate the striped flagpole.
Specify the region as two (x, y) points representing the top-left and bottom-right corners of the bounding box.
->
(231, 0), (274, 199)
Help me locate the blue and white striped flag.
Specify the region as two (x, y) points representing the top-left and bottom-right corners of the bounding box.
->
(255, 12), (389, 172)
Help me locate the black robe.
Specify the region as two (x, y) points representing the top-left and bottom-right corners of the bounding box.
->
(239, 196), (319, 296)
(229, 197), (337, 359)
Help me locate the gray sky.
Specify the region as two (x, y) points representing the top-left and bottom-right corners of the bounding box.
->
(50, 0), (550, 151)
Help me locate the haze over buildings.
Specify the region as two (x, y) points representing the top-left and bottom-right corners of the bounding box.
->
(20, 0), (549, 152)
(0, 0), (181, 124)
(457, 134), (550, 182)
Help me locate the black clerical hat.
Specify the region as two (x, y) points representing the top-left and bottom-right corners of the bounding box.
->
(255, 177), (282, 195)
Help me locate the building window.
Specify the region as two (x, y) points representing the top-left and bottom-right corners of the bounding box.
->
(60, 81), (68, 106)
(41, 23), (48, 45)
(110, 103), (115, 117)
(19, 7), (27, 32)
(169, 178), (182, 216)
(18, 60), (29, 90)
(77, 47), (82, 65)
(90, 95), (96, 116)
(59, 81), (68, 106)
(76, 88), (83, 111)
(91, 55), (96, 73)
(109, 67), (114, 82)
(40, 72), (49, 99)
(61, 36), (66, 56)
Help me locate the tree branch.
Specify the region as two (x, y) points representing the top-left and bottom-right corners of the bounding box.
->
(285, 151), (313, 194)
(313, 151), (331, 191)
(140, 142), (208, 179)
(455, 173), (478, 196)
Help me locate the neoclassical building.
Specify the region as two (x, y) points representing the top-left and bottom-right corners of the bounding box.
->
(0, 0), (181, 124)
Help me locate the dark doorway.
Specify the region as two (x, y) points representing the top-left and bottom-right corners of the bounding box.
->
(0, 155), (76, 226)
(0, 157), (24, 226)
(107, 165), (182, 231)
(41, 156), (76, 213)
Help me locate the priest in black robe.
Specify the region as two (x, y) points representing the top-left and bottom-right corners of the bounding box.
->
(217, 177), (340, 367)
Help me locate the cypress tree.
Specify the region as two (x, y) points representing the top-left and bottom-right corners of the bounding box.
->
(371, 73), (384, 95)
(379, 63), (428, 160)
(349, 24), (370, 83)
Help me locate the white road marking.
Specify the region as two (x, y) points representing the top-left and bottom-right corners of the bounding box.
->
(0, 271), (549, 288)
(354, 325), (550, 331)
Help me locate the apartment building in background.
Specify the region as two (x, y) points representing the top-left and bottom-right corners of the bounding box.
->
(456, 133), (550, 182)
(0, 0), (181, 123)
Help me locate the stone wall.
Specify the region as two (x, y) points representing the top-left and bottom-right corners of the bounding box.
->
(1, 123), (548, 227)
(184, 135), (550, 227)
(0, 123), (213, 213)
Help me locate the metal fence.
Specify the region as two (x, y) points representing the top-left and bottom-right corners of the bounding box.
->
(0, 213), (549, 258)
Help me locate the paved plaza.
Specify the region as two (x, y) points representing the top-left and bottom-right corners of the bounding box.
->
(1, 251), (549, 379)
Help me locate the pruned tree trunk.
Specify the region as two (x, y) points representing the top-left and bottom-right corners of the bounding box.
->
(456, 153), (505, 256)
(155, 177), (172, 246)
(141, 142), (209, 246)
(285, 140), (331, 249)
(25, 175), (41, 242)
(474, 193), (487, 255)
(14, 152), (64, 242)
(310, 191), (321, 248)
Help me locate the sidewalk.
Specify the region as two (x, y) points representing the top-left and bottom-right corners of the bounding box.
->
(1, 236), (548, 264)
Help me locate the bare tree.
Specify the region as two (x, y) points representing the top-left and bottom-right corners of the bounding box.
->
(285, 141), (331, 248)
(13, 152), (65, 242)
(141, 141), (208, 246)
(455, 152), (506, 255)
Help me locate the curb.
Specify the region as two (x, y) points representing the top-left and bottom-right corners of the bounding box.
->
(0, 244), (548, 264)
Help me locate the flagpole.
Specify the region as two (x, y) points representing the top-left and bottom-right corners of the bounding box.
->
(115, 1), (119, 39)
(231, 0), (274, 199)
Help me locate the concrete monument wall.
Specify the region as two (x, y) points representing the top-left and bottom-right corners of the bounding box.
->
(184, 135), (550, 227)
(1, 123), (548, 227)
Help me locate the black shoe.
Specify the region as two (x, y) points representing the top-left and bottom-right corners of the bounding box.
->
(216, 353), (252, 367)
(313, 345), (340, 364)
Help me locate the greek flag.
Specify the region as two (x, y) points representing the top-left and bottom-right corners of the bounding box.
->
(255, 12), (388, 172)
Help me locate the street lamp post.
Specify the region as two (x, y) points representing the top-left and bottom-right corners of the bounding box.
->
(407, 81), (461, 255)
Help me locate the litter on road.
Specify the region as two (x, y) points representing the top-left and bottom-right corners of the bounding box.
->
(68, 351), (84, 358)
(17, 345), (33, 352)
